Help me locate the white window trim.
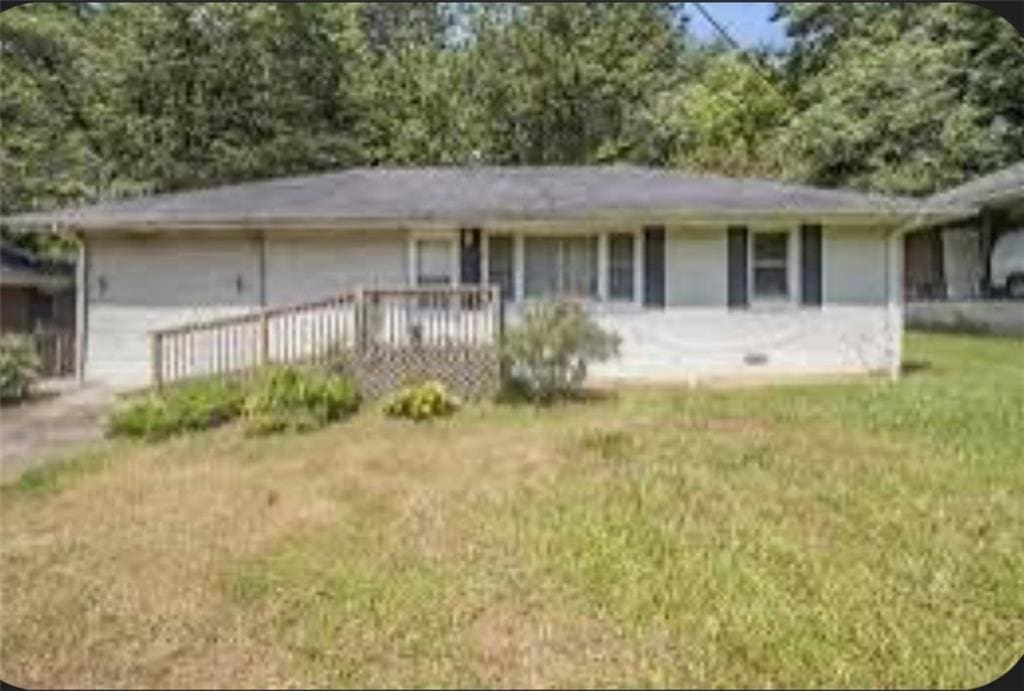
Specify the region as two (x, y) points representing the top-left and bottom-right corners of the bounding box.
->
(634, 229), (644, 307)
(605, 231), (641, 304)
(409, 232), (458, 288)
(521, 235), (600, 301)
(482, 228), (645, 306)
(748, 227), (800, 307)
(513, 234), (525, 302)
(597, 233), (610, 301)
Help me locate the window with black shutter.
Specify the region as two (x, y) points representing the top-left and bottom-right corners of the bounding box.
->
(727, 225), (749, 308)
(608, 233), (635, 301)
(800, 224), (823, 306)
(643, 225), (665, 307)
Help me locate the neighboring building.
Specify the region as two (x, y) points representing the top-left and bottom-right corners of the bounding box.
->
(0, 241), (75, 334)
(0, 241), (77, 376)
(3, 166), (971, 389)
(904, 162), (1024, 301)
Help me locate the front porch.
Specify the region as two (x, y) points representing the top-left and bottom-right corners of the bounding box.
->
(150, 285), (504, 399)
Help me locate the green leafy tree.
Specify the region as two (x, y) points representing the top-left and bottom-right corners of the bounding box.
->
(459, 2), (687, 164)
(354, 3), (471, 164)
(95, 3), (371, 192)
(652, 49), (791, 177)
(775, 2), (1024, 194)
(0, 3), (105, 214)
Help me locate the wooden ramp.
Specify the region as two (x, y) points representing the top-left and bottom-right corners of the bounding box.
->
(150, 286), (504, 399)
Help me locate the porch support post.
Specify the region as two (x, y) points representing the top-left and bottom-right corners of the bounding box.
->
(979, 207), (1008, 297)
(513, 233), (525, 302)
(74, 234), (88, 384)
(886, 229), (904, 381)
(597, 232), (609, 302)
(633, 229), (645, 307)
(258, 229), (267, 308)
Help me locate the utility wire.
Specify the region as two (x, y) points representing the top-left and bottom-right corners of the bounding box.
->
(690, 1), (787, 98)
(691, 1), (745, 53)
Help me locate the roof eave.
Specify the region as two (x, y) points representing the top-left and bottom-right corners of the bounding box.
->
(5, 206), (961, 234)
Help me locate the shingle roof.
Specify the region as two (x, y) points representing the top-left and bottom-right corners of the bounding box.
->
(1, 165), (969, 232)
(925, 162), (1024, 210)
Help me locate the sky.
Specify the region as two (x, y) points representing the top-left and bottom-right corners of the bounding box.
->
(685, 2), (790, 49)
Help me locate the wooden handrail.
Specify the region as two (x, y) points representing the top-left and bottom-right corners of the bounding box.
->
(151, 292), (357, 337)
(149, 284), (502, 388)
(365, 285), (503, 297)
(149, 285), (499, 337)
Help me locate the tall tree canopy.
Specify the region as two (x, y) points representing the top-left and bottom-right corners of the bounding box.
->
(0, 3), (105, 213)
(93, 3), (371, 191)
(459, 2), (687, 164)
(2, 0), (1022, 241)
(651, 48), (790, 177)
(775, 2), (1024, 194)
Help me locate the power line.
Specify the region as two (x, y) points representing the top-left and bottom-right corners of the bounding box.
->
(691, 1), (744, 53)
(690, 1), (786, 99)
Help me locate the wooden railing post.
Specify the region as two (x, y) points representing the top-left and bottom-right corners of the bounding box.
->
(151, 332), (163, 389)
(355, 287), (365, 355)
(258, 312), (269, 367)
(493, 284), (505, 387)
(141, 287), (499, 392)
(54, 331), (63, 377)
(494, 284), (504, 347)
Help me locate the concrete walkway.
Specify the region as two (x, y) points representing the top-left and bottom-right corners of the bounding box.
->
(0, 380), (118, 482)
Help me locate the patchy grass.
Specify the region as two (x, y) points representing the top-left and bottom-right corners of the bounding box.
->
(2, 447), (115, 497)
(1, 332), (1021, 688)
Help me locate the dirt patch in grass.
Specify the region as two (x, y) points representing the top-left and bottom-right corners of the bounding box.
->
(468, 600), (652, 689)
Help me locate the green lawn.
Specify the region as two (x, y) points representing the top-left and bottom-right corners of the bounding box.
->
(1, 331), (1022, 688)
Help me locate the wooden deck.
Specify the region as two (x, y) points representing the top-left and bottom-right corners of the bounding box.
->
(150, 286), (504, 398)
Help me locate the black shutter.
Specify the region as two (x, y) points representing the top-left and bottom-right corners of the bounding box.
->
(727, 225), (748, 308)
(643, 225), (665, 307)
(459, 228), (481, 284)
(800, 224), (823, 306)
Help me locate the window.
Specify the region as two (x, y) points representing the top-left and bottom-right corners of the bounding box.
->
(608, 233), (635, 301)
(415, 239), (453, 286)
(524, 236), (598, 299)
(487, 235), (514, 300)
(751, 231), (790, 300)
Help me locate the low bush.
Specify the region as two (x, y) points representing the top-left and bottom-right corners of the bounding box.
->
(108, 368), (361, 441)
(502, 300), (621, 403)
(107, 378), (246, 441)
(0, 334), (41, 403)
(242, 366), (359, 435)
(382, 380), (460, 421)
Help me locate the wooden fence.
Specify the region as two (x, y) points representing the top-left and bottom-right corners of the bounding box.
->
(31, 329), (75, 377)
(150, 285), (503, 399)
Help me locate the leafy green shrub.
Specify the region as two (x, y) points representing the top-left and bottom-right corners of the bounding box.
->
(242, 366), (359, 435)
(382, 380), (460, 421)
(107, 378), (246, 441)
(0, 334), (41, 403)
(502, 300), (621, 402)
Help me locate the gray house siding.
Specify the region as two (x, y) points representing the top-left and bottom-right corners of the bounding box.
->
(81, 224), (901, 388)
(584, 226), (899, 382)
(85, 233), (262, 385)
(264, 231), (407, 304)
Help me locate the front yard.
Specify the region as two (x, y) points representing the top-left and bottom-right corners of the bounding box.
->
(1, 332), (1021, 688)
